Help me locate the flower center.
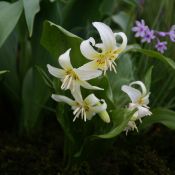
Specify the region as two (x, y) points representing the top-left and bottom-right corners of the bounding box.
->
(61, 69), (79, 91)
(137, 97), (144, 105)
(96, 50), (118, 73)
(73, 102), (90, 122)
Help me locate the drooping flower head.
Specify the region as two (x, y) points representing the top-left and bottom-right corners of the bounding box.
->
(51, 92), (110, 123)
(155, 40), (167, 53)
(121, 81), (152, 134)
(47, 48), (103, 94)
(80, 22), (127, 73)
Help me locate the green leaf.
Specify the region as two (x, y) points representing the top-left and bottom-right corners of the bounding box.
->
(140, 108), (175, 130)
(35, 66), (53, 89)
(21, 67), (50, 133)
(0, 70), (9, 75)
(94, 108), (135, 139)
(112, 12), (130, 31)
(41, 20), (85, 67)
(108, 54), (135, 106)
(0, 0), (23, 47)
(23, 0), (40, 36)
(144, 66), (153, 91)
(127, 48), (175, 70)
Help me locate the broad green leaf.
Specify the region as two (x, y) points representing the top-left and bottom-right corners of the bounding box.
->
(23, 0), (40, 36)
(0, 70), (8, 75)
(144, 66), (153, 91)
(140, 108), (175, 130)
(0, 0), (23, 47)
(108, 54), (135, 106)
(36, 66), (53, 89)
(41, 20), (85, 67)
(112, 12), (130, 31)
(0, 31), (20, 100)
(94, 108), (135, 139)
(127, 48), (175, 70)
(21, 67), (50, 133)
(99, 0), (116, 16)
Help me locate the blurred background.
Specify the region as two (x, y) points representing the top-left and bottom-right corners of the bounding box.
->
(0, 0), (175, 174)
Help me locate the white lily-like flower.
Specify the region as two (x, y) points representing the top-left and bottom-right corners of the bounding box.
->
(51, 92), (110, 123)
(121, 81), (152, 134)
(80, 22), (127, 73)
(47, 48), (103, 93)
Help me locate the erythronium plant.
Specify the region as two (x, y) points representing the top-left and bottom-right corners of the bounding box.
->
(45, 21), (154, 166)
(47, 22), (152, 132)
(80, 22), (127, 74)
(122, 81), (152, 134)
(47, 48), (103, 94)
(52, 92), (110, 123)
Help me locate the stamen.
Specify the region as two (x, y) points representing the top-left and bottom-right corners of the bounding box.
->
(66, 76), (73, 89)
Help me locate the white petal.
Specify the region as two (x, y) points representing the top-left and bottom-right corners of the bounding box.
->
(114, 32), (127, 52)
(137, 106), (152, 118)
(130, 81), (147, 96)
(93, 22), (116, 51)
(51, 94), (75, 106)
(58, 48), (73, 70)
(47, 64), (65, 78)
(75, 69), (102, 80)
(142, 93), (150, 105)
(86, 111), (95, 120)
(80, 37), (100, 60)
(91, 102), (107, 112)
(79, 60), (99, 71)
(84, 94), (99, 106)
(121, 85), (141, 103)
(71, 85), (83, 103)
(80, 80), (103, 90)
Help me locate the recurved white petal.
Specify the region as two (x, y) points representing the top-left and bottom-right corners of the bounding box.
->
(121, 85), (141, 103)
(114, 32), (127, 51)
(58, 48), (73, 70)
(51, 94), (75, 106)
(75, 69), (102, 80)
(80, 80), (103, 90)
(84, 94), (99, 106)
(91, 102), (107, 112)
(130, 81), (147, 96)
(80, 37), (100, 60)
(142, 93), (150, 105)
(93, 22), (116, 51)
(47, 64), (65, 78)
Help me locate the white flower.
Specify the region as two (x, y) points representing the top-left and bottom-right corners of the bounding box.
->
(47, 48), (103, 93)
(51, 92), (110, 123)
(80, 22), (127, 73)
(121, 81), (152, 134)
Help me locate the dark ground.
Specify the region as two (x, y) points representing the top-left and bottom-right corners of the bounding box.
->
(0, 116), (175, 175)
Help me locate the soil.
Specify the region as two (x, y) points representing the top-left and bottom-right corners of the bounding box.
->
(0, 117), (175, 175)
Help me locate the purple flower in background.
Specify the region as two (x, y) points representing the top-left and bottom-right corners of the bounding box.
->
(155, 40), (167, 53)
(141, 29), (155, 43)
(132, 20), (148, 38)
(168, 25), (175, 42)
(157, 31), (168, 37)
(132, 19), (174, 54)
